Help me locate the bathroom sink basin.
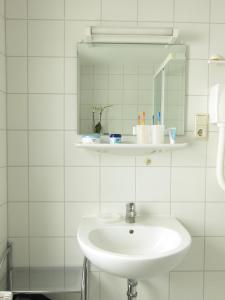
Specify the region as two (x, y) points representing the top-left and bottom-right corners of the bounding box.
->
(77, 216), (191, 279)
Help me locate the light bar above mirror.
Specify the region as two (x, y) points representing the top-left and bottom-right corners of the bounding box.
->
(84, 26), (179, 44)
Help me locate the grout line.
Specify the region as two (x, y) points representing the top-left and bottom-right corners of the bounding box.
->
(7, 200), (225, 204)
(25, 0), (31, 290)
(9, 235), (225, 239)
(6, 165), (223, 169)
(4, 0), (8, 254)
(136, 0), (139, 25)
(169, 152), (172, 216)
(99, 154), (101, 213)
(203, 3), (212, 298)
(99, 0), (102, 24)
(4, 16), (225, 25)
(63, 0), (66, 294)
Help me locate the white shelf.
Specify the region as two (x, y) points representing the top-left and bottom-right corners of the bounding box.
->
(75, 142), (188, 156)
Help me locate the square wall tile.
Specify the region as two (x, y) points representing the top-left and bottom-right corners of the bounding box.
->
(209, 62), (225, 87)
(206, 133), (217, 167)
(137, 202), (170, 219)
(0, 131), (6, 167)
(29, 167), (64, 202)
(0, 0), (4, 17)
(101, 167), (135, 202)
(0, 17), (5, 55)
(65, 202), (99, 236)
(7, 57), (27, 93)
(100, 272), (127, 300)
(65, 21), (99, 57)
(29, 131), (64, 166)
(205, 203), (225, 236)
(100, 202), (129, 217)
(171, 202), (205, 236)
(186, 96), (207, 131)
(7, 94), (27, 130)
(7, 131), (28, 166)
(174, 0), (210, 22)
(65, 132), (100, 166)
(65, 167), (99, 202)
(176, 23), (209, 59)
(65, 238), (83, 267)
(28, 0), (64, 19)
(65, 58), (77, 94)
(0, 168), (7, 206)
(187, 60), (208, 96)
(175, 237), (204, 271)
(170, 272), (204, 300)
(210, 24), (225, 59)
(29, 94), (64, 130)
(0, 55), (6, 92)
(211, 0), (225, 23)
(65, 95), (77, 130)
(204, 272), (225, 300)
(0, 92), (6, 130)
(6, 0), (27, 18)
(28, 58), (64, 93)
(28, 20), (64, 57)
(136, 167), (170, 202)
(205, 237), (225, 270)
(102, 0), (137, 21)
(172, 136), (207, 167)
(171, 167), (205, 202)
(65, 0), (100, 20)
(8, 238), (29, 267)
(8, 202), (28, 237)
(8, 167), (28, 202)
(29, 202), (64, 237)
(206, 168), (225, 202)
(124, 74), (138, 89)
(6, 20), (27, 56)
(101, 152), (135, 167)
(30, 238), (64, 267)
(138, 275), (169, 300)
(0, 204), (7, 243)
(138, 0), (173, 22)
(30, 269), (64, 291)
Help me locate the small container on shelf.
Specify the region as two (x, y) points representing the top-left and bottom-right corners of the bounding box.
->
(109, 134), (122, 144)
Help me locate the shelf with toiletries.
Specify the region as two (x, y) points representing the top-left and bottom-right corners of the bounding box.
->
(75, 142), (188, 156)
(76, 112), (188, 155)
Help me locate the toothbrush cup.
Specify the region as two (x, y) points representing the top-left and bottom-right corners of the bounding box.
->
(151, 125), (165, 144)
(133, 125), (151, 144)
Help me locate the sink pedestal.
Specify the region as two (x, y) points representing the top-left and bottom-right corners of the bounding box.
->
(127, 279), (138, 300)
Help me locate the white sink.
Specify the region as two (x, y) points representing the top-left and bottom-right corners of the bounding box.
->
(77, 216), (191, 279)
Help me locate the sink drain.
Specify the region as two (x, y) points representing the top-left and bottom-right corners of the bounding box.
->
(129, 229), (134, 234)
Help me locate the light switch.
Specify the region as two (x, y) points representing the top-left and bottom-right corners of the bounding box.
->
(194, 113), (209, 139)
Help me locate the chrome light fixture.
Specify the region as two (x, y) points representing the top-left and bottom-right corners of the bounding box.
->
(84, 26), (179, 44)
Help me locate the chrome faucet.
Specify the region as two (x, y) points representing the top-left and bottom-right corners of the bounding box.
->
(125, 202), (136, 223)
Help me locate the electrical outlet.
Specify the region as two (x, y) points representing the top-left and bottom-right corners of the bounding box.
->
(194, 113), (209, 139)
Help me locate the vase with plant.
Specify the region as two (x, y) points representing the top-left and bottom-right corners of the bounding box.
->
(92, 104), (113, 134)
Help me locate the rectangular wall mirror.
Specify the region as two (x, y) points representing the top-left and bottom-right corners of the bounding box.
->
(77, 43), (186, 135)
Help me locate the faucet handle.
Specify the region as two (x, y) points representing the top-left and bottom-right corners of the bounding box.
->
(126, 202), (136, 213)
(126, 202), (136, 223)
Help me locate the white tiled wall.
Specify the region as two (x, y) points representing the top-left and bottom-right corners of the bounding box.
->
(5, 0), (225, 299)
(0, 0), (7, 290)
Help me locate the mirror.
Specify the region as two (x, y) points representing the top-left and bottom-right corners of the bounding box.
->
(77, 43), (186, 135)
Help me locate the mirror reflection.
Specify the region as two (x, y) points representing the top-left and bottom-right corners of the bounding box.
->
(78, 43), (186, 135)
